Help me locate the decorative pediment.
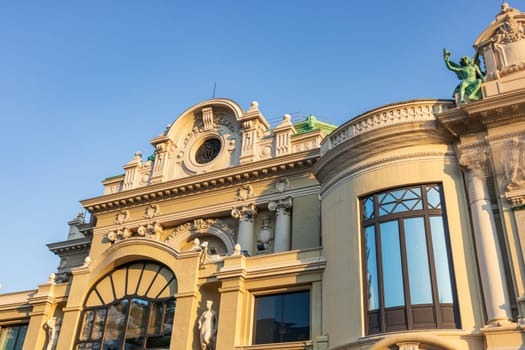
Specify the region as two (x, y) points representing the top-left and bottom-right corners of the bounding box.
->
(165, 218), (235, 255)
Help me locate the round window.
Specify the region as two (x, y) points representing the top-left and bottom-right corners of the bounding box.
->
(195, 138), (222, 164)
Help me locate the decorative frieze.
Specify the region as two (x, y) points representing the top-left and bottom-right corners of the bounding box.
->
(321, 100), (452, 154)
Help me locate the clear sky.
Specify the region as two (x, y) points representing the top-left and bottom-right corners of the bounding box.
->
(0, 1), (508, 293)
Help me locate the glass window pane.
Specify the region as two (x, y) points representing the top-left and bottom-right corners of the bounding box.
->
(282, 292), (310, 342)
(163, 300), (176, 335)
(125, 299), (148, 348)
(148, 302), (163, 335)
(0, 327), (18, 350)
(365, 226), (379, 310)
(430, 216), (454, 303)
(14, 325), (26, 350)
(254, 294), (281, 344)
(102, 300), (129, 349)
(426, 185), (442, 209)
(80, 311), (95, 341)
(91, 309), (106, 340)
(380, 221), (405, 307)
(363, 196), (374, 220)
(404, 217), (433, 304)
(254, 291), (310, 344)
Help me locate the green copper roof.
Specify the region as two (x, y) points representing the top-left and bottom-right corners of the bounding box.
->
(293, 115), (337, 136)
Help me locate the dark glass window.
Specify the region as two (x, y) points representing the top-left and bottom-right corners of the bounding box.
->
(0, 324), (27, 350)
(75, 262), (177, 350)
(195, 138), (221, 164)
(362, 184), (459, 334)
(253, 290), (310, 344)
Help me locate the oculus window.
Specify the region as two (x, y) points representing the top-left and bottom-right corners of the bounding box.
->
(253, 290), (310, 344)
(195, 138), (221, 164)
(361, 184), (459, 334)
(75, 261), (177, 350)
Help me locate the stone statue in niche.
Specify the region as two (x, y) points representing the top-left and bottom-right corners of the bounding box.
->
(44, 317), (61, 350)
(443, 48), (484, 103)
(198, 300), (217, 350)
(505, 137), (525, 190)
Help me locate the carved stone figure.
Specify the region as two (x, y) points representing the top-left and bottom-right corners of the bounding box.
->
(197, 300), (217, 350)
(44, 317), (61, 350)
(505, 137), (525, 190)
(443, 48), (484, 103)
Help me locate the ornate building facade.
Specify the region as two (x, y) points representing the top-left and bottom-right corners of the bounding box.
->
(2, 4), (525, 350)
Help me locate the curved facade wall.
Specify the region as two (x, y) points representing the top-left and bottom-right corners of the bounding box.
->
(314, 100), (485, 349)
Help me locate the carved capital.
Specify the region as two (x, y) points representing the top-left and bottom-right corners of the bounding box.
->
(268, 197), (293, 213)
(231, 203), (257, 221)
(457, 144), (490, 178)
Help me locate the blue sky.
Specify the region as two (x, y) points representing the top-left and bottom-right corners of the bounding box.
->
(0, 1), (506, 293)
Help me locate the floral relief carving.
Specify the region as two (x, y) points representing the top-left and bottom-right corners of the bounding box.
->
(145, 204), (161, 219)
(274, 178), (291, 193)
(115, 210), (130, 225)
(235, 184), (255, 201)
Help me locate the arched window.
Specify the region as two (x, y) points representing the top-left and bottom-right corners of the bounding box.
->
(75, 261), (177, 350)
(361, 184), (460, 334)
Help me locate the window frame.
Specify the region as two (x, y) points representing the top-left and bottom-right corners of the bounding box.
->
(74, 261), (177, 350)
(360, 183), (460, 334)
(0, 324), (28, 350)
(252, 288), (311, 345)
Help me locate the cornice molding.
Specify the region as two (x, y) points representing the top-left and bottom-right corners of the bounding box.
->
(318, 150), (456, 197)
(82, 152), (319, 213)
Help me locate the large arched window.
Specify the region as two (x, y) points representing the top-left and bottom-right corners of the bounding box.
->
(75, 261), (177, 350)
(361, 184), (460, 334)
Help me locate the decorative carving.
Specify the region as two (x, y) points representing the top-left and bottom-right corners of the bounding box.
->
(268, 197), (293, 214)
(505, 138), (525, 190)
(83, 256), (92, 267)
(231, 203), (257, 221)
(146, 222), (163, 240)
(233, 243), (242, 256)
(199, 241), (210, 268)
(197, 300), (217, 350)
(44, 317), (61, 350)
(48, 273), (56, 284)
(115, 210), (130, 225)
(235, 184), (255, 201)
(257, 215), (274, 251)
(323, 101), (451, 153)
(202, 107), (214, 131)
(458, 144), (490, 178)
(274, 178), (291, 193)
(396, 342), (420, 350)
(145, 204), (160, 219)
(496, 6), (525, 44)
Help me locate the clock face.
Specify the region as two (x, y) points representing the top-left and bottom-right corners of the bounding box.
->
(195, 138), (222, 164)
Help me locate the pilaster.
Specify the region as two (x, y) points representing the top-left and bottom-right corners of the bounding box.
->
(458, 143), (513, 324)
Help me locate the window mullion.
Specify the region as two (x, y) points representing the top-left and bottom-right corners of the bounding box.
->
(398, 218), (412, 330)
(374, 221), (387, 333)
(424, 214), (442, 327)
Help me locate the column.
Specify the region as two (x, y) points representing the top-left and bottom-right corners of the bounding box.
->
(268, 197), (293, 252)
(231, 204), (257, 256)
(459, 148), (512, 324)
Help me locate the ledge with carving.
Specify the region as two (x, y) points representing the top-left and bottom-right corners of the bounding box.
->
(437, 89), (525, 137)
(321, 99), (453, 155)
(506, 188), (525, 209)
(84, 151), (320, 214)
